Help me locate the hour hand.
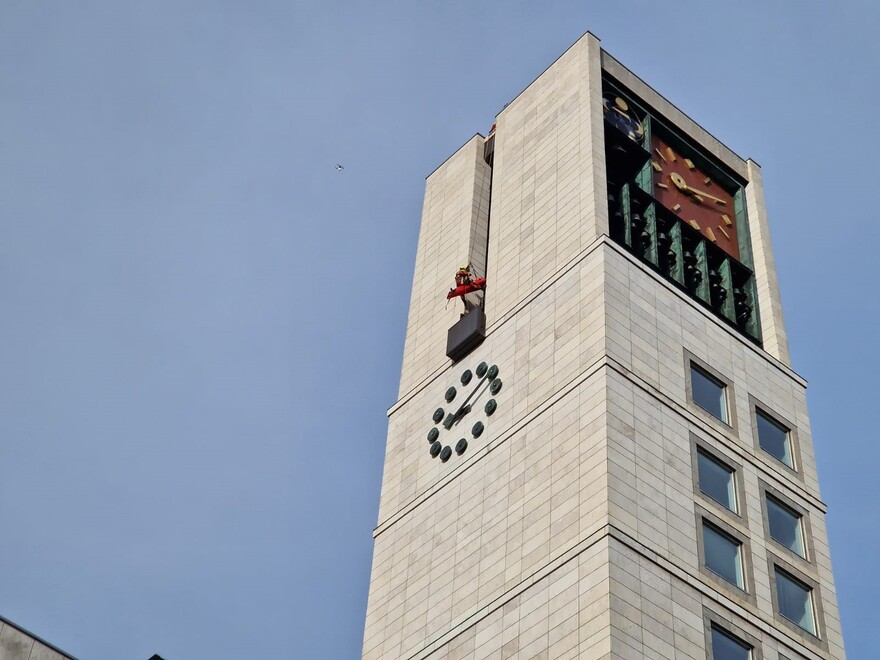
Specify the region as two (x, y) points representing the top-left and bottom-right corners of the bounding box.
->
(443, 405), (471, 429)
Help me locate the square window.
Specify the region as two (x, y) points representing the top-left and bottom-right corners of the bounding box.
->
(767, 495), (806, 558)
(697, 449), (737, 512)
(756, 409), (793, 467)
(703, 521), (744, 589)
(775, 568), (816, 635)
(691, 364), (728, 423)
(710, 625), (752, 660)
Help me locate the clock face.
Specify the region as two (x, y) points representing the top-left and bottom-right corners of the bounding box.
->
(425, 361), (502, 464)
(651, 134), (739, 260)
(603, 92), (644, 145)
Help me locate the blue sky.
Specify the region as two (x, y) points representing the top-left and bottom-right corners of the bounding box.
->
(1, 1), (877, 658)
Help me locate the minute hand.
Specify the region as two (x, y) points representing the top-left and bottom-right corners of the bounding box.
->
(684, 186), (727, 205)
(451, 375), (489, 423)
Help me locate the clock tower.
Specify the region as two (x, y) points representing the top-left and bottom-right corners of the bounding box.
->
(363, 33), (845, 659)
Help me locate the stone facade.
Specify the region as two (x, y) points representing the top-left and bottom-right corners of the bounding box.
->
(364, 32), (844, 659)
(0, 617), (76, 660)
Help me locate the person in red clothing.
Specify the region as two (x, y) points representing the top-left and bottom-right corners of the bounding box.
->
(451, 264), (477, 313)
(454, 264), (473, 289)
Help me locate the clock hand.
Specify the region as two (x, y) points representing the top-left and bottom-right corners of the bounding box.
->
(682, 186), (726, 205)
(669, 172), (689, 192)
(450, 374), (490, 423)
(669, 173), (727, 205)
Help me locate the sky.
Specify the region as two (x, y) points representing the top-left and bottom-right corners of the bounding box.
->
(1, 1), (878, 658)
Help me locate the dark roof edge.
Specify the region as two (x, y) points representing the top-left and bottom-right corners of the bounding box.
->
(0, 614), (80, 660)
(600, 49), (752, 177)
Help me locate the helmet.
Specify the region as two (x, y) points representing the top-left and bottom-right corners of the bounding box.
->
(458, 264), (470, 271)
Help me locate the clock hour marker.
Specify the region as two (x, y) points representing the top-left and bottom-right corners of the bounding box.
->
(705, 227), (717, 242)
(673, 204), (681, 212)
(704, 177), (712, 185)
(684, 158), (696, 170)
(666, 147), (677, 161)
(718, 225), (730, 240)
(656, 182), (668, 189)
(721, 214), (732, 226)
(655, 148), (667, 162)
(689, 219), (700, 230)
(652, 161), (663, 172)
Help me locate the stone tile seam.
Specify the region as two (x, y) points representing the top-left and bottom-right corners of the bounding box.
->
(493, 32), (595, 121)
(378, 347), (821, 541)
(605, 525), (831, 660)
(425, 134), (487, 181)
(404, 523), (613, 660)
(389, 234), (609, 417)
(374, 355), (611, 537)
(603, 239), (806, 387)
(603, 356), (826, 513)
(390, 235), (804, 419)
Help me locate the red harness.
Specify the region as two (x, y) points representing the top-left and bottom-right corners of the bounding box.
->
(447, 278), (486, 300)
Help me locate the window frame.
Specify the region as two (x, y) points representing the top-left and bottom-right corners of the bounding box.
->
(702, 608), (763, 660)
(759, 481), (814, 564)
(749, 396), (802, 479)
(685, 351), (737, 431)
(695, 507), (755, 603)
(702, 520), (745, 589)
(767, 554), (827, 648)
(710, 625), (753, 660)
(691, 435), (747, 521)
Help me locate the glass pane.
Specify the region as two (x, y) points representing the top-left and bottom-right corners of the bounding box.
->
(757, 410), (792, 467)
(711, 626), (751, 660)
(767, 496), (805, 558)
(775, 569), (816, 634)
(703, 523), (743, 588)
(698, 450), (737, 512)
(691, 365), (728, 422)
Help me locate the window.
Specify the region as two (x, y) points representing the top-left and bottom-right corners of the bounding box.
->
(756, 408), (793, 467)
(710, 625), (752, 659)
(775, 568), (816, 635)
(703, 521), (744, 589)
(691, 364), (728, 423)
(767, 495), (806, 558)
(697, 449), (737, 512)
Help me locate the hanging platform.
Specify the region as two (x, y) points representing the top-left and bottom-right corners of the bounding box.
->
(446, 306), (486, 362)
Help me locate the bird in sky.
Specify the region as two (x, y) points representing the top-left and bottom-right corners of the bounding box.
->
(335, 164), (344, 172)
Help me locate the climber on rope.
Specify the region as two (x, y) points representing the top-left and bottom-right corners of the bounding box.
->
(447, 263), (486, 313)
